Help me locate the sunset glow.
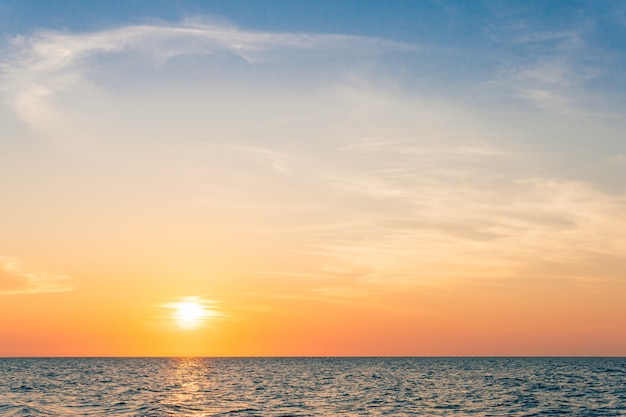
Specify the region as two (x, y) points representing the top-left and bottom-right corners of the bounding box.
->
(164, 298), (217, 330)
(175, 302), (205, 326)
(1, 1), (626, 357)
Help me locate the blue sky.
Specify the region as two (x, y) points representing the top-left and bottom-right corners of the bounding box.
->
(3, 1), (626, 98)
(3, 1), (624, 47)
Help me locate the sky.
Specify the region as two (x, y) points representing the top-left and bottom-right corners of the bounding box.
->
(1, 0), (626, 357)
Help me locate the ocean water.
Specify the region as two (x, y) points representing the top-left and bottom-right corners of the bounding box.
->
(0, 357), (625, 416)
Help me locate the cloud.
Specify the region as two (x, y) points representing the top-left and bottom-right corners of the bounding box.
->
(0, 21), (413, 130)
(306, 175), (626, 287)
(514, 30), (584, 51)
(481, 9), (609, 116)
(0, 256), (73, 295)
(217, 144), (294, 173)
(507, 57), (601, 114)
(517, 88), (574, 114)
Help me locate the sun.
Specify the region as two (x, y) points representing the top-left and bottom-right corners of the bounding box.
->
(175, 301), (205, 325)
(162, 297), (218, 330)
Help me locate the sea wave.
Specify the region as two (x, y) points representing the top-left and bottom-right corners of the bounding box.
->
(1, 357), (625, 416)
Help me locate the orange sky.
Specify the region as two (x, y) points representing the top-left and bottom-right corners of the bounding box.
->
(2, 266), (625, 356)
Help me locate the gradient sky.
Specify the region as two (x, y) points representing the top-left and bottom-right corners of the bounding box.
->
(1, 0), (626, 357)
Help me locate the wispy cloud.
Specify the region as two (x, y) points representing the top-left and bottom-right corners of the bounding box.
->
(0, 21), (413, 130)
(0, 256), (73, 295)
(514, 30), (584, 51)
(305, 175), (626, 288)
(481, 8), (610, 116)
(517, 88), (574, 114)
(217, 144), (294, 173)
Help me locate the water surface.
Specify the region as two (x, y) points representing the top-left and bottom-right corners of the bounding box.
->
(1, 357), (625, 416)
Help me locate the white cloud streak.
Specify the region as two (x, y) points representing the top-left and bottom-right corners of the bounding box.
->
(305, 173), (626, 287)
(0, 256), (73, 295)
(0, 21), (412, 129)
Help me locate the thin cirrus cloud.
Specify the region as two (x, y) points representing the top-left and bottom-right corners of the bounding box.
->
(484, 17), (606, 116)
(308, 176), (626, 288)
(0, 256), (73, 295)
(0, 20), (413, 130)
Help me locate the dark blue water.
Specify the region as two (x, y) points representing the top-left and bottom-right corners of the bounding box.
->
(1, 357), (625, 416)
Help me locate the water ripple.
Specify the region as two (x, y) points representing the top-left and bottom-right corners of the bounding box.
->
(1, 358), (625, 416)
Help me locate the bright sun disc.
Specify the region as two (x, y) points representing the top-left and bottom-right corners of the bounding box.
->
(174, 301), (206, 328)
(162, 297), (219, 330)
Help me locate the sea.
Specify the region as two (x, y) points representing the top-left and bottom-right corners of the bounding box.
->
(0, 357), (625, 416)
